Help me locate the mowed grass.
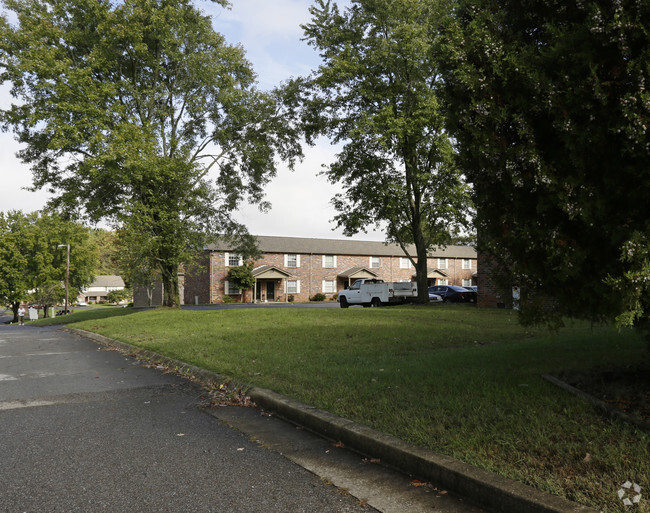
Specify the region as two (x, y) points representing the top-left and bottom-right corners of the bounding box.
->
(49, 305), (649, 512)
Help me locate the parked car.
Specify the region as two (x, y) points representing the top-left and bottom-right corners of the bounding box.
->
(464, 286), (477, 292)
(428, 285), (477, 303)
(428, 290), (443, 302)
(76, 301), (87, 307)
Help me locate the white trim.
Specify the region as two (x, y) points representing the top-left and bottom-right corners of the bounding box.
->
(225, 252), (242, 267)
(224, 280), (241, 295)
(286, 279), (300, 294)
(369, 256), (380, 268)
(462, 259), (472, 270)
(399, 257), (411, 269)
(322, 280), (336, 293)
(322, 255), (337, 268)
(285, 253), (300, 268)
(438, 258), (448, 270)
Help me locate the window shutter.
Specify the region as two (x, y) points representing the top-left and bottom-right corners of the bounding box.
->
(284, 254), (288, 267)
(296, 280), (301, 293)
(225, 252), (229, 266)
(296, 255), (301, 267)
(225, 280), (229, 294)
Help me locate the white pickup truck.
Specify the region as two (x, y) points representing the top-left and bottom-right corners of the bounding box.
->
(337, 279), (418, 308)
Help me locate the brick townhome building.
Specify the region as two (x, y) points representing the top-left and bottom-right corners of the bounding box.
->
(183, 235), (477, 304)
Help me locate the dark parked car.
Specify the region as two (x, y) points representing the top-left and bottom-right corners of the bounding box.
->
(428, 285), (477, 303)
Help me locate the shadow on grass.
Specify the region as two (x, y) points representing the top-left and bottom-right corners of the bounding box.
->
(27, 306), (141, 327)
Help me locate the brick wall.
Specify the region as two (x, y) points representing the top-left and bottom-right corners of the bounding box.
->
(183, 252), (211, 305)
(186, 250), (477, 304)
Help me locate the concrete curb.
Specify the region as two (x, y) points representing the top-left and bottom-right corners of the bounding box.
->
(66, 327), (598, 513)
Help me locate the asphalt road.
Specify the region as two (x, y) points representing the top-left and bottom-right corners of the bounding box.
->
(0, 323), (372, 513)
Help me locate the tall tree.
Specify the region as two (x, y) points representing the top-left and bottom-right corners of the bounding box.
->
(0, 211), (97, 319)
(0, 211), (30, 322)
(90, 229), (121, 277)
(298, 0), (472, 302)
(442, 0), (650, 338)
(0, 0), (301, 307)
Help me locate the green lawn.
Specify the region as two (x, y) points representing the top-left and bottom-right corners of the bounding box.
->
(35, 305), (649, 512)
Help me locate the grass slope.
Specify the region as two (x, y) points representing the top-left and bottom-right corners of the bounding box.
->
(39, 306), (649, 512)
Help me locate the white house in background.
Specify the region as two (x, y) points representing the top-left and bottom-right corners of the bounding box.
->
(81, 275), (126, 303)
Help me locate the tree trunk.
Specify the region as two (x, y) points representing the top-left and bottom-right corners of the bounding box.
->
(414, 239), (430, 304)
(161, 263), (180, 308)
(11, 301), (19, 323)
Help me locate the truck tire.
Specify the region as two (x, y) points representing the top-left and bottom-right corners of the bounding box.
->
(370, 297), (381, 307)
(339, 296), (349, 308)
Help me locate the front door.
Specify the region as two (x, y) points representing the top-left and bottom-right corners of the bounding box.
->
(256, 281), (275, 302)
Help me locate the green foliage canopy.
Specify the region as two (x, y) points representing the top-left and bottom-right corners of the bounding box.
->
(227, 261), (256, 302)
(298, 0), (473, 301)
(0, 0), (301, 307)
(442, 0), (650, 335)
(0, 211), (97, 319)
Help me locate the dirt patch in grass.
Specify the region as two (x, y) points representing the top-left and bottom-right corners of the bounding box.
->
(557, 364), (650, 428)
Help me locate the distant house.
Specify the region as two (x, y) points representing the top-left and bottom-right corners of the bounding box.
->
(182, 235), (477, 304)
(81, 275), (126, 303)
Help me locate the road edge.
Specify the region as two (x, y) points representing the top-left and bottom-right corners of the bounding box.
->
(65, 327), (599, 513)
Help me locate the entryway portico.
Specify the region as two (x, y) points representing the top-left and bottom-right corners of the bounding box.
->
(338, 267), (379, 289)
(252, 265), (293, 302)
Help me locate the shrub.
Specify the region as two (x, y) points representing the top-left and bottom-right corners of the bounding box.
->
(222, 295), (237, 304)
(288, 295), (295, 303)
(311, 293), (326, 302)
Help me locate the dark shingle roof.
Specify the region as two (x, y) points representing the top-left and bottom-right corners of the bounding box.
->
(207, 235), (476, 259)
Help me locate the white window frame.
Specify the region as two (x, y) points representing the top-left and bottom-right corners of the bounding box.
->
(284, 254), (300, 268)
(438, 278), (449, 285)
(369, 256), (380, 268)
(224, 280), (241, 295)
(438, 258), (449, 270)
(225, 252), (242, 267)
(322, 280), (336, 293)
(285, 280), (301, 294)
(322, 255), (337, 268)
(462, 259), (472, 270)
(462, 279), (472, 287)
(399, 257), (411, 269)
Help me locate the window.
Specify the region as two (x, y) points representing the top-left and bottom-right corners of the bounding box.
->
(225, 280), (241, 295)
(322, 255), (337, 268)
(399, 257), (411, 269)
(369, 256), (380, 268)
(286, 280), (300, 294)
(438, 279), (448, 285)
(226, 252), (242, 267)
(462, 279), (472, 287)
(322, 280), (336, 293)
(462, 259), (472, 270)
(285, 254), (300, 268)
(438, 258), (448, 269)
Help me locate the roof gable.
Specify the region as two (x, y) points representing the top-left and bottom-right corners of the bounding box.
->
(88, 275), (125, 288)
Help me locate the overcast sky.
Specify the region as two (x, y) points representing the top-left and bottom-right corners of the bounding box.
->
(0, 0), (384, 241)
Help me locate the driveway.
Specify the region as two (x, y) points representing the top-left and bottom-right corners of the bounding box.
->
(0, 324), (370, 513)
